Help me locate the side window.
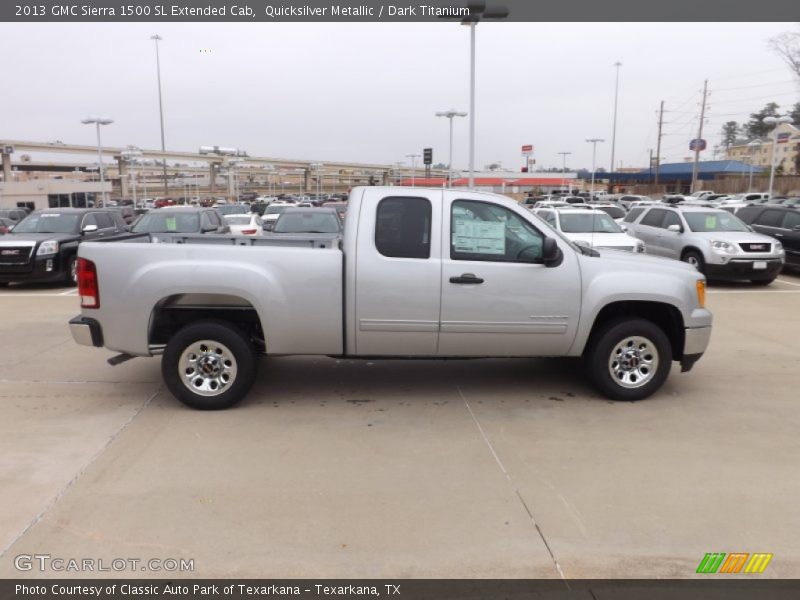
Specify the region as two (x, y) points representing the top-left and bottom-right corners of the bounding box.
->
(451, 199), (544, 263)
(81, 213), (98, 229)
(661, 211), (682, 230)
(736, 207), (761, 223)
(623, 207), (645, 223)
(781, 211), (800, 230)
(375, 197), (431, 259)
(95, 213), (114, 229)
(209, 211), (222, 227)
(640, 209), (666, 227)
(755, 210), (785, 228)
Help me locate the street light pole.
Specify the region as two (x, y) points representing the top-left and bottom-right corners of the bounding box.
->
(151, 34), (168, 196)
(586, 139), (604, 195)
(405, 154), (420, 187)
(436, 109), (467, 187)
(557, 151), (572, 190)
(81, 117), (113, 207)
(610, 61), (622, 173)
(764, 115), (793, 199)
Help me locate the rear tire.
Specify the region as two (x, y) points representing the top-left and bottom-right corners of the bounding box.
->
(162, 320), (257, 410)
(681, 250), (705, 274)
(585, 318), (672, 401)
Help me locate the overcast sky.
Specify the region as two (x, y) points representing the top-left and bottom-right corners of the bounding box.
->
(1, 22), (798, 171)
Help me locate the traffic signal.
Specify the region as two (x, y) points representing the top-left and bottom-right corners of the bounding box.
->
(423, 148), (433, 165)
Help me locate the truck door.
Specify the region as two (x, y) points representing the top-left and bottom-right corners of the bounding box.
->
(438, 194), (581, 357)
(354, 192), (442, 355)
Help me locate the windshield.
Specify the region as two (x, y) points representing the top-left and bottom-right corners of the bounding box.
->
(266, 205), (289, 215)
(560, 213), (622, 233)
(683, 211), (749, 233)
(12, 213), (80, 234)
(273, 212), (341, 233)
(595, 206), (625, 219)
(132, 212), (200, 233)
(225, 215), (251, 225)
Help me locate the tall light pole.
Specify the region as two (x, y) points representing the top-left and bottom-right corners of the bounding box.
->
(405, 153), (420, 187)
(151, 34), (168, 196)
(747, 140), (761, 192)
(764, 115), (793, 199)
(436, 109), (467, 187)
(310, 162), (323, 197)
(610, 61), (622, 173)
(454, 2), (509, 188)
(557, 151), (572, 190)
(586, 138), (604, 195)
(80, 117), (113, 206)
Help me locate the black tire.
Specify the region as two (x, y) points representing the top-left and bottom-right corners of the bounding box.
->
(681, 249), (705, 274)
(64, 256), (78, 286)
(162, 320), (257, 410)
(585, 318), (672, 401)
(750, 277), (776, 286)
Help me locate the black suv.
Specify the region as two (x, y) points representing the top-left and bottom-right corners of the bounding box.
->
(736, 205), (800, 270)
(0, 208), (127, 286)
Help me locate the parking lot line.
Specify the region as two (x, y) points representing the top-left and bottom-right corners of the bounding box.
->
(707, 289), (800, 294)
(776, 278), (800, 288)
(0, 292), (78, 297)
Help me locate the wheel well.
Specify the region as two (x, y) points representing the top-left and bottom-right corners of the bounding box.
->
(680, 246), (703, 260)
(149, 294), (265, 352)
(587, 301), (685, 360)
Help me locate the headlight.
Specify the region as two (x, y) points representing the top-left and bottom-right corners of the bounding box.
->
(36, 240), (59, 256)
(775, 241), (783, 253)
(709, 240), (735, 254)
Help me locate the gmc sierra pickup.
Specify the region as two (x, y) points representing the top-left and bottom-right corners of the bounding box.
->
(69, 187), (712, 409)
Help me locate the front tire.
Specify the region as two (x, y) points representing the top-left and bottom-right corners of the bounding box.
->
(65, 256), (78, 286)
(162, 320), (257, 410)
(681, 250), (705, 274)
(585, 318), (672, 401)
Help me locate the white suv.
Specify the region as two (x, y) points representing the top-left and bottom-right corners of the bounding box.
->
(535, 207), (645, 253)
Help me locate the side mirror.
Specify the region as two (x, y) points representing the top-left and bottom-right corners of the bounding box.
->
(620, 225), (628, 232)
(667, 224), (682, 233)
(542, 237), (563, 268)
(82, 224), (98, 233)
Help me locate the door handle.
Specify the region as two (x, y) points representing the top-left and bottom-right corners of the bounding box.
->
(450, 273), (484, 284)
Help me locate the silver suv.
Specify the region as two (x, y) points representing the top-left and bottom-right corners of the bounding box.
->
(625, 206), (785, 284)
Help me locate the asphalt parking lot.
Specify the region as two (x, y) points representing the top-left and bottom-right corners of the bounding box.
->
(1, 274), (799, 579)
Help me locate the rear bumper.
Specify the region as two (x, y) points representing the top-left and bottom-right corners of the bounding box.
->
(681, 326), (712, 372)
(69, 315), (104, 347)
(704, 258), (783, 280)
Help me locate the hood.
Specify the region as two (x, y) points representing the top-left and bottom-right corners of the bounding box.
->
(0, 232), (80, 244)
(566, 232), (640, 248)
(688, 230), (777, 244)
(591, 247), (698, 275)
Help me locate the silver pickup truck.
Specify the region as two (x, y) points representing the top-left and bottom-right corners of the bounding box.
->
(69, 186), (712, 409)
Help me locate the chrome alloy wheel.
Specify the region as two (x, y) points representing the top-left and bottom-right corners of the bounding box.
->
(179, 340), (238, 397)
(684, 255), (700, 268)
(607, 335), (659, 389)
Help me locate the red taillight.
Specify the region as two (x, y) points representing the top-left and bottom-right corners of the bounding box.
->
(241, 229), (257, 235)
(77, 258), (99, 309)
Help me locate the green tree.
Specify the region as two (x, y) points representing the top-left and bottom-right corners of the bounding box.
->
(744, 102), (781, 138)
(720, 121), (740, 147)
(789, 102), (800, 126)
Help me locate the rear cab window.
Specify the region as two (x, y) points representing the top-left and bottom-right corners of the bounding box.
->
(375, 197), (431, 259)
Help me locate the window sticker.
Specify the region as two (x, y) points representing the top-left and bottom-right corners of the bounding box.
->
(705, 216), (717, 229)
(453, 219), (505, 255)
(166, 217), (177, 231)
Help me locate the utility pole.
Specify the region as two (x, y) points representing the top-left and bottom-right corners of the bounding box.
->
(690, 80), (709, 194)
(610, 61), (622, 172)
(655, 100), (664, 184)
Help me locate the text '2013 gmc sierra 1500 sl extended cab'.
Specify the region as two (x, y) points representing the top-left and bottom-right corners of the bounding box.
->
(69, 187), (712, 409)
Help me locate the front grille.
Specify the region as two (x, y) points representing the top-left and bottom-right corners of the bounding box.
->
(0, 246), (33, 265)
(739, 242), (772, 253)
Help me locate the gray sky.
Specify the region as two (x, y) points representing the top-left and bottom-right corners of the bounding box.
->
(1, 22), (798, 171)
